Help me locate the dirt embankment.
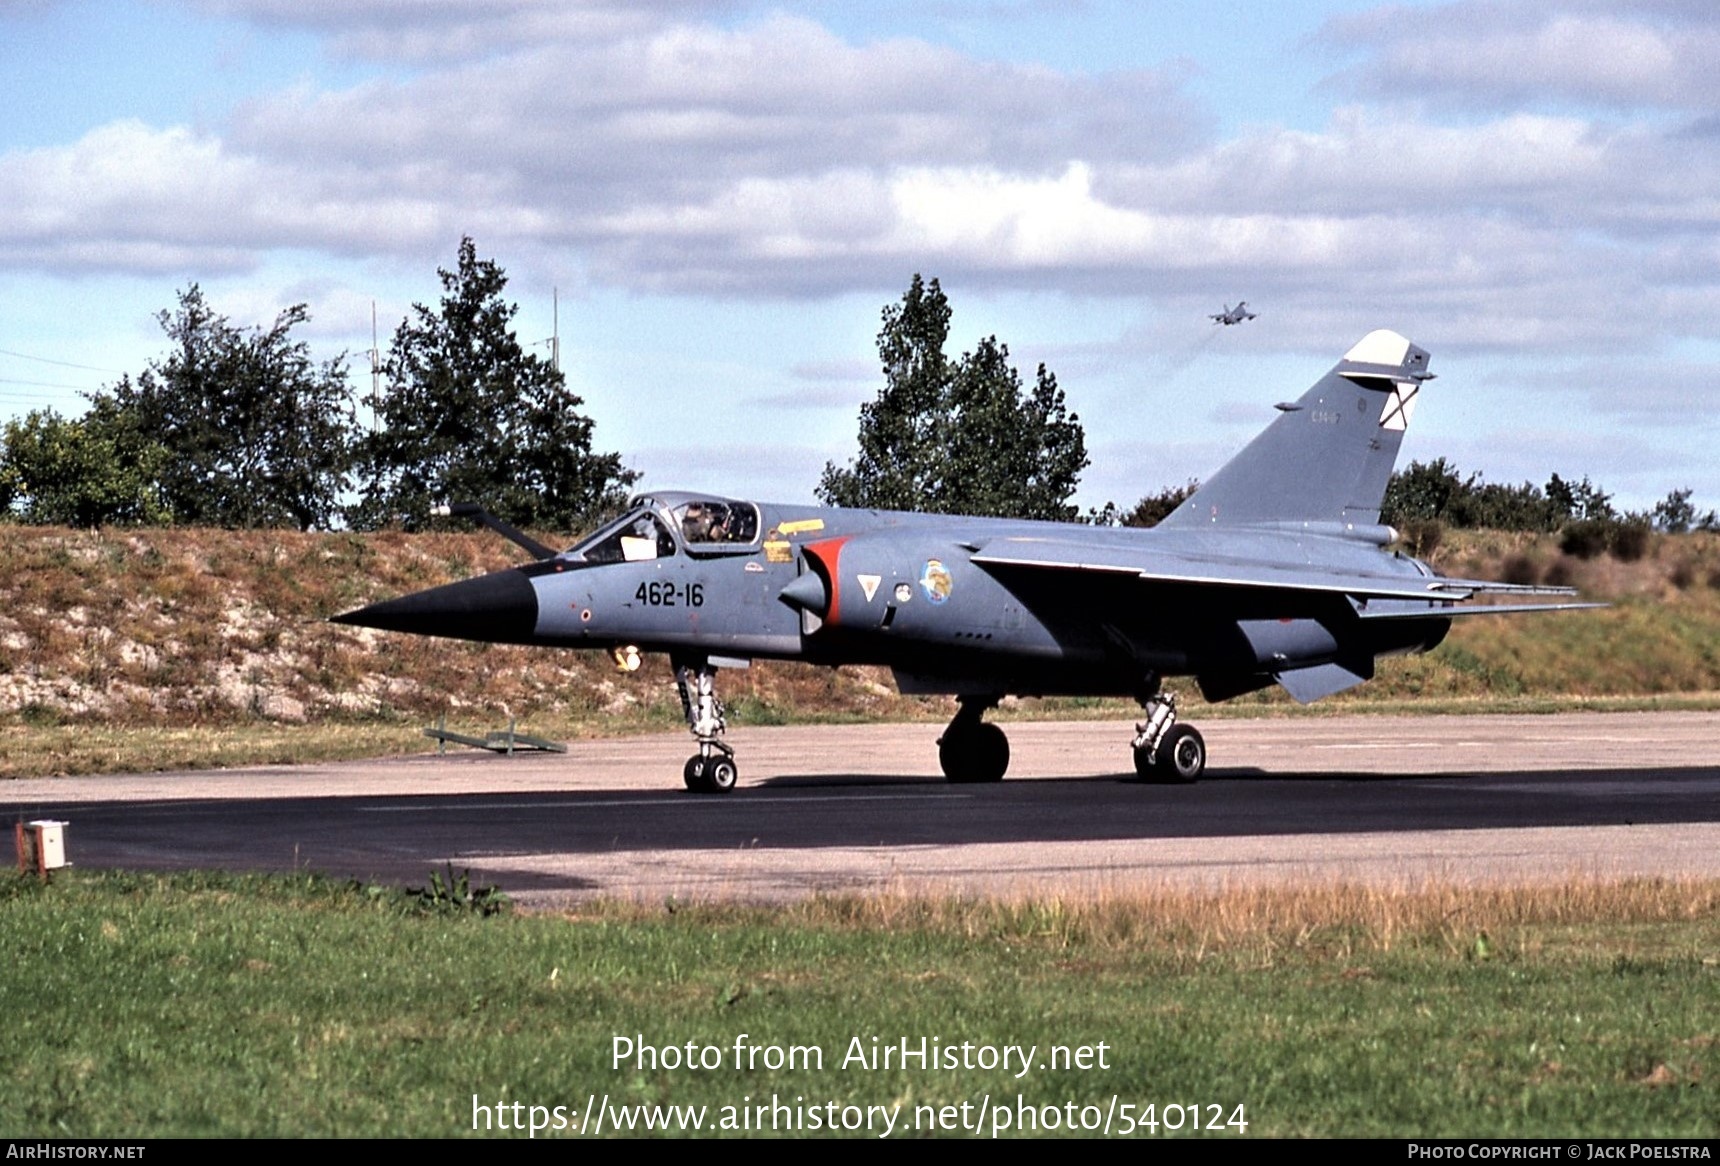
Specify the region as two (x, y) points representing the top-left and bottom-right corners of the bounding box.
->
(0, 526), (915, 732)
(3, 525), (1719, 732)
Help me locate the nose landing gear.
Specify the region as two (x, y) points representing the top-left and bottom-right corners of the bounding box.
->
(674, 657), (737, 793)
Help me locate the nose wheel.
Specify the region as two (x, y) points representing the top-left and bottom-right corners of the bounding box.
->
(674, 656), (739, 794)
(683, 749), (738, 793)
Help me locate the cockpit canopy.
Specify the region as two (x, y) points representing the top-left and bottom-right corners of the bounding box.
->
(564, 493), (761, 563)
(667, 497), (760, 546)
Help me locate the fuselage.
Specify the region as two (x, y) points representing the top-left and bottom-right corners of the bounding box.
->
(337, 490), (1452, 701)
(331, 329), (1593, 792)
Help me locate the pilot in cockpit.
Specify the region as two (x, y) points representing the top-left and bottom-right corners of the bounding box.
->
(680, 502), (712, 543)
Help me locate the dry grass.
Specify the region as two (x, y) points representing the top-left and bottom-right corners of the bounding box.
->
(0, 721), (438, 779)
(564, 878), (1720, 962)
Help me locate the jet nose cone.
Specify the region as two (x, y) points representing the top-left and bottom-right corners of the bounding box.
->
(331, 568), (539, 644)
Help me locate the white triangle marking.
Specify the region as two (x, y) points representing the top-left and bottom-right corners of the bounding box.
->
(858, 574), (882, 602)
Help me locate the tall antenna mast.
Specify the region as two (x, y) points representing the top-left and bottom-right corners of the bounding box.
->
(369, 300), (381, 433)
(552, 286), (560, 374)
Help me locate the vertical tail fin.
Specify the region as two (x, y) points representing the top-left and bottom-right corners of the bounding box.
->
(1159, 329), (1431, 533)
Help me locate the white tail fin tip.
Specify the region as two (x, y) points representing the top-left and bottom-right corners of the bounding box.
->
(1343, 329), (1412, 366)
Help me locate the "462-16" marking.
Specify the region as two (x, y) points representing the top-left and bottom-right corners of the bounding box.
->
(635, 581), (704, 608)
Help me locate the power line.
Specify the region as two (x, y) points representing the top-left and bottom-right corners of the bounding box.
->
(0, 397), (78, 416)
(0, 375), (98, 391)
(0, 346), (125, 375)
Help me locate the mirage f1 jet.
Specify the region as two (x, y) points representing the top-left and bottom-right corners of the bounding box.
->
(334, 330), (1595, 793)
(1211, 301), (1257, 325)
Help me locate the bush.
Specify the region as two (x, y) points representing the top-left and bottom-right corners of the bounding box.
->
(1560, 520), (1612, 560)
(1559, 517), (1654, 562)
(1121, 480), (1199, 528)
(1396, 519), (1444, 559)
(1610, 520), (1651, 563)
(1500, 554), (1540, 585)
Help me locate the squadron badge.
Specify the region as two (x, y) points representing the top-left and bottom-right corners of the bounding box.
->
(919, 559), (953, 604)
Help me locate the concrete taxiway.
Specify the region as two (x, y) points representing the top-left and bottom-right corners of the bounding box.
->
(5, 711), (1718, 904)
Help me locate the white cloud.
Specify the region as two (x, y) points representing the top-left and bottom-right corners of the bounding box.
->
(3, 2), (1720, 362)
(192, 0), (727, 62)
(1320, 1), (1720, 112)
(227, 13), (1197, 182)
(0, 120), (488, 273)
(1519, 357), (1720, 421)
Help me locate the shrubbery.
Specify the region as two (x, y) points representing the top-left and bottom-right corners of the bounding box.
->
(1110, 459), (1712, 560)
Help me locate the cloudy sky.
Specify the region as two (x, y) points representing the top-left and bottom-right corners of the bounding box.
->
(3, 0), (1717, 515)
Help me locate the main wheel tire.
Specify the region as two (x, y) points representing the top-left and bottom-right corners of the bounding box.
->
(1152, 724), (1206, 783)
(704, 755), (739, 793)
(939, 722), (1010, 783)
(683, 755), (711, 792)
(1132, 743), (1154, 779)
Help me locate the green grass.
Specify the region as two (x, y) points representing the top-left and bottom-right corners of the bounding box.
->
(2, 872), (1715, 1137)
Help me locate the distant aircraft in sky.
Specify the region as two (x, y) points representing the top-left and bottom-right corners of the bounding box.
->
(1211, 302), (1257, 325)
(335, 329), (1598, 793)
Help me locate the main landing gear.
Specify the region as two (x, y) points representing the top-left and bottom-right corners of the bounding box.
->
(1132, 688), (1205, 783)
(674, 657), (737, 794)
(935, 688), (1207, 785)
(938, 695), (1010, 783)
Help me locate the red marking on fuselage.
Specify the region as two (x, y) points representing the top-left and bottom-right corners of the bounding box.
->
(799, 536), (852, 625)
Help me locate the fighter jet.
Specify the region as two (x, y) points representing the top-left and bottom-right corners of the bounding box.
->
(334, 330), (1596, 793)
(1211, 302), (1256, 325)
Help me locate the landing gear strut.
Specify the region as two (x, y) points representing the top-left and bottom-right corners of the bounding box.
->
(938, 695), (1009, 783)
(1132, 687), (1205, 783)
(674, 657), (737, 793)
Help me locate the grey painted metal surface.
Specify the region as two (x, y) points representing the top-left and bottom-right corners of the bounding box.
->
(334, 331), (1597, 790)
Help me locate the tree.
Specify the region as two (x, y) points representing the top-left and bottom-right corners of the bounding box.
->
(97, 286), (357, 530)
(818, 275), (1088, 519)
(1651, 487), (1718, 533)
(1382, 458), (1470, 526)
(1119, 480), (1200, 528)
(0, 404), (170, 527)
(817, 274), (952, 513)
(1383, 459), (1567, 532)
(1545, 473), (1615, 523)
(352, 237), (636, 531)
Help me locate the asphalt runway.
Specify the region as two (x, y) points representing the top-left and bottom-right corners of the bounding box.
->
(6, 711), (1719, 904)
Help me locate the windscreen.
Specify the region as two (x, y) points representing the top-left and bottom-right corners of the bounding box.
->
(568, 510), (677, 563)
